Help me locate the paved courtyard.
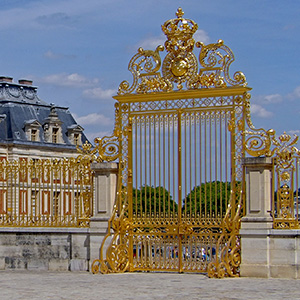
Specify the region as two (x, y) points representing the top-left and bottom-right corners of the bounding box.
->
(0, 271), (299, 299)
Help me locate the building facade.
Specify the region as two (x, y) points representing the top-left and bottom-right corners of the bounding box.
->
(0, 76), (93, 228)
(0, 76), (89, 160)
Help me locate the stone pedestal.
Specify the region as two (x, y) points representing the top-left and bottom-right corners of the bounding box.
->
(89, 162), (118, 265)
(240, 157), (273, 278)
(91, 162), (118, 219)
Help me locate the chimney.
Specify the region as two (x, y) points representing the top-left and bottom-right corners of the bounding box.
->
(18, 79), (33, 86)
(0, 76), (13, 83)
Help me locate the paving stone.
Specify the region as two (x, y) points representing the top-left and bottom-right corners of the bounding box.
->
(0, 271), (299, 299)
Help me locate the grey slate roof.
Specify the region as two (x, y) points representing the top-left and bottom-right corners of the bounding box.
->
(0, 78), (89, 149)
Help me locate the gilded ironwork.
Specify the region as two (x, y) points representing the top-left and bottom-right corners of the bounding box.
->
(118, 8), (247, 95)
(270, 133), (300, 229)
(244, 90), (300, 229)
(92, 7), (251, 278)
(0, 151), (94, 227)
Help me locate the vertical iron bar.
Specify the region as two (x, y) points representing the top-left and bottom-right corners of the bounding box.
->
(225, 113), (228, 209)
(215, 112), (218, 218)
(199, 113), (202, 218)
(220, 111), (223, 218)
(173, 115), (176, 217)
(296, 158), (299, 219)
(154, 117), (157, 218)
(178, 110), (183, 273)
(140, 118), (143, 216)
(209, 112), (212, 217)
(184, 113), (187, 219)
(149, 117), (152, 219)
(135, 120), (138, 218)
(204, 113), (207, 218)
(163, 115), (166, 218)
(230, 109), (236, 216)
(189, 113), (192, 218)
(158, 116), (161, 217)
(194, 113), (197, 218)
(144, 117), (147, 217)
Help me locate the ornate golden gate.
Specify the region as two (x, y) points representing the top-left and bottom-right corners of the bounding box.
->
(92, 8), (253, 277)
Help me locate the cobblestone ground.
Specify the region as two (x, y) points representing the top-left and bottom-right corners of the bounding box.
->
(0, 271), (299, 299)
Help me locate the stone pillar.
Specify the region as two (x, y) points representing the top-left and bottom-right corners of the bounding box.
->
(89, 162), (118, 266)
(240, 157), (273, 277)
(91, 162), (118, 219)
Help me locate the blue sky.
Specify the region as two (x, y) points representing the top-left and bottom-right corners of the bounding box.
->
(0, 0), (300, 143)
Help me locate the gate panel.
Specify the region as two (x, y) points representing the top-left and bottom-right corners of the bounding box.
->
(180, 109), (233, 272)
(129, 107), (234, 272)
(130, 112), (180, 271)
(131, 112), (179, 220)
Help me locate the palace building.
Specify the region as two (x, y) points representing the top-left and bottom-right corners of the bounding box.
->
(0, 76), (89, 160)
(0, 76), (92, 230)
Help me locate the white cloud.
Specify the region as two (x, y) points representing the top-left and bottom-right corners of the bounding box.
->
(86, 131), (114, 143)
(42, 73), (99, 88)
(83, 87), (115, 100)
(0, 0), (103, 30)
(35, 12), (78, 29)
(263, 94), (282, 104)
(193, 29), (210, 44)
(74, 113), (114, 126)
(138, 34), (166, 50)
(288, 86), (300, 100)
(252, 93), (282, 104)
(288, 129), (300, 135)
(44, 50), (76, 60)
(250, 104), (273, 118)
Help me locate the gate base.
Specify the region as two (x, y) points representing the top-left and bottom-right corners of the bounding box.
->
(240, 226), (300, 279)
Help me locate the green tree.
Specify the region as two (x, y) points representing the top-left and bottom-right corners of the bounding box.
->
(132, 185), (178, 216)
(182, 181), (231, 216)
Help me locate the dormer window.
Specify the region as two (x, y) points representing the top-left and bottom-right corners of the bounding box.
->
(43, 106), (63, 144)
(74, 133), (80, 145)
(24, 119), (41, 142)
(31, 129), (37, 141)
(52, 128), (59, 143)
(67, 124), (84, 146)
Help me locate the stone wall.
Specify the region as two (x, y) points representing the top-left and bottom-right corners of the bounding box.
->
(241, 228), (300, 278)
(0, 228), (89, 271)
(0, 162), (117, 271)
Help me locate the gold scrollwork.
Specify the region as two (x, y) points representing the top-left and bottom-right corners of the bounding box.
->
(270, 132), (300, 228)
(208, 232), (241, 278)
(244, 132), (274, 157)
(76, 141), (98, 162)
(95, 233), (130, 274)
(277, 184), (293, 219)
(194, 40), (246, 89)
(273, 132), (299, 169)
(93, 135), (120, 163)
(91, 259), (109, 274)
(117, 7), (246, 94)
(244, 120), (300, 229)
(118, 46), (171, 95)
(178, 223), (194, 235)
(106, 242), (129, 273)
(244, 93), (275, 157)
